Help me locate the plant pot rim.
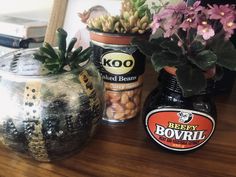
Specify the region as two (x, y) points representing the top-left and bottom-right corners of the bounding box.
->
(88, 28), (150, 45)
(164, 66), (216, 79)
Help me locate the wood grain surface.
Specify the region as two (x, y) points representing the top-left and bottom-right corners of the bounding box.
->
(0, 61), (235, 177)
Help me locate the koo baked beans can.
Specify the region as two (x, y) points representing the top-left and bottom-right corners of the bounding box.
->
(89, 30), (147, 122)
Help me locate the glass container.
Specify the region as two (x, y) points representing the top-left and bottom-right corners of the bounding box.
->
(0, 49), (104, 162)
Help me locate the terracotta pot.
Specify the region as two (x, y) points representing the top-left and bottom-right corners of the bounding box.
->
(89, 30), (149, 45)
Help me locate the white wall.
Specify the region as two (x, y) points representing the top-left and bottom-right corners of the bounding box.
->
(63, 0), (121, 46)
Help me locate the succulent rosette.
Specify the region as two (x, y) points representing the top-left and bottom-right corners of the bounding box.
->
(87, 0), (152, 34)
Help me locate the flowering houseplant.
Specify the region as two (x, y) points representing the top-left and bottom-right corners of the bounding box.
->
(132, 1), (236, 97)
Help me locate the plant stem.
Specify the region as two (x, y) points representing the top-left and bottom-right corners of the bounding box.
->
(186, 28), (191, 54)
(174, 32), (186, 54)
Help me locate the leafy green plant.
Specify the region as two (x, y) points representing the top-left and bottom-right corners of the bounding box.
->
(132, 1), (236, 97)
(87, 0), (152, 34)
(34, 28), (92, 74)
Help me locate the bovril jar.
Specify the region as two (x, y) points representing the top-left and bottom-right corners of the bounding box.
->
(90, 30), (147, 122)
(143, 69), (216, 152)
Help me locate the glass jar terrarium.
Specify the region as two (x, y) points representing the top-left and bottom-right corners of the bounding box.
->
(0, 49), (104, 162)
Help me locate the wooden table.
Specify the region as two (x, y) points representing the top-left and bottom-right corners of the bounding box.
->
(0, 62), (236, 177)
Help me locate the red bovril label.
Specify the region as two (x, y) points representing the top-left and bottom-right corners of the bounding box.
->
(145, 108), (215, 151)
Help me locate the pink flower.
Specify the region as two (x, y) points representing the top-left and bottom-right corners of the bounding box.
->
(167, 2), (187, 13)
(163, 29), (175, 38)
(221, 15), (236, 39)
(178, 40), (183, 47)
(163, 17), (180, 38)
(208, 4), (233, 20)
(152, 1), (184, 21)
(151, 21), (160, 34)
(180, 16), (197, 31)
(187, 1), (203, 15)
(179, 1), (205, 31)
(152, 9), (170, 21)
(151, 9), (172, 34)
(191, 1), (202, 11)
(197, 22), (215, 40)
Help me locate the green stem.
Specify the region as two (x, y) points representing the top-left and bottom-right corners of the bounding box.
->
(174, 32), (186, 55)
(186, 28), (191, 53)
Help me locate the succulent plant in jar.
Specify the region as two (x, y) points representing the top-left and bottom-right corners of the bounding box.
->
(0, 28), (104, 162)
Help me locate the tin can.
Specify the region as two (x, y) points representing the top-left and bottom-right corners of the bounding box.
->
(89, 30), (147, 122)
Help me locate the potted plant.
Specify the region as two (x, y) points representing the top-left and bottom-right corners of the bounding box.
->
(132, 1), (236, 152)
(87, 0), (152, 122)
(0, 28), (104, 162)
(200, 0), (236, 94)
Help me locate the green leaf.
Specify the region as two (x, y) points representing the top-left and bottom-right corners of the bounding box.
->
(75, 47), (91, 62)
(160, 40), (182, 56)
(151, 51), (183, 72)
(45, 58), (60, 64)
(43, 63), (60, 73)
(135, 0), (146, 9)
(71, 47), (92, 68)
(214, 66), (224, 81)
(33, 53), (48, 62)
(57, 28), (67, 54)
(70, 46), (83, 61)
(67, 37), (77, 53)
(176, 65), (206, 97)
(210, 37), (236, 71)
(189, 28), (197, 42)
(137, 5), (149, 17)
(188, 50), (217, 70)
(190, 40), (205, 53)
(131, 37), (164, 57)
(58, 50), (66, 64)
(39, 46), (58, 60)
(43, 42), (58, 58)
